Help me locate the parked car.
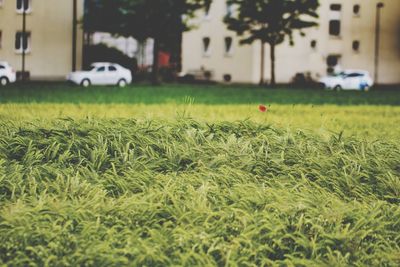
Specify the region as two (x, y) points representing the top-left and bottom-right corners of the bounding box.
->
(67, 62), (132, 87)
(319, 70), (373, 91)
(178, 68), (215, 84)
(0, 61), (17, 86)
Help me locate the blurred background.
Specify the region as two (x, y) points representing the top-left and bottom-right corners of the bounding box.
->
(0, 0), (398, 87)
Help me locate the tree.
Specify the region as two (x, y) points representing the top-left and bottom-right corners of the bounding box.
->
(224, 0), (319, 86)
(84, 0), (211, 84)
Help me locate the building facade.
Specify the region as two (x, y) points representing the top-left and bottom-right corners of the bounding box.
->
(0, 0), (84, 80)
(182, 0), (400, 84)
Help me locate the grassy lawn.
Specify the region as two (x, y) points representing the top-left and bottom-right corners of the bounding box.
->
(1, 83), (399, 140)
(1, 82), (399, 105)
(0, 84), (399, 266)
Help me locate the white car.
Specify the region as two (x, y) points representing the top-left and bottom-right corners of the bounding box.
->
(67, 62), (132, 87)
(0, 61), (17, 86)
(319, 70), (374, 91)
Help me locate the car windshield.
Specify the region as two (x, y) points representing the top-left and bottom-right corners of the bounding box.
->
(346, 73), (364, 78)
(331, 72), (353, 78)
(326, 72), (344, 77)
(83, 65), (96, 71)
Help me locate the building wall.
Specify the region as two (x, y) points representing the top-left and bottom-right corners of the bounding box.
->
(182, 0), (400, 84)
(314, 0), (400, 84)
(182, 0), (257, 83)
(0, 0), (84, 80)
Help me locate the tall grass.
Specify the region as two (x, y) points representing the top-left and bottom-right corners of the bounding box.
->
(0, 118), (399, 266)
(1, 103), (399, 140)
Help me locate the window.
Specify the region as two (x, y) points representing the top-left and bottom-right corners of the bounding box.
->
(224, 37), (233, 55)
(97, 67), (106, 72)
(15, 31), (31, 53)
(0, 65), (5, 70)
(109, 66), (117, 72)
(204, 4), (211, 20)
(330, 4), (341, 11)
(223, 74), (232, 82)
(202, 37), (211, 56)
(226, 3), (234, 17)
(353, 4), (360, 16)
(352, 40), (360, 52)
(329, 20), (341, 36)
(16, 0), (31, 13)
(327, 55), (339, 67)
(326, 55), (341, 74)
(329, 3), (341, 37)
(346, 73), (363, 78)
(310, 40), (317, 49)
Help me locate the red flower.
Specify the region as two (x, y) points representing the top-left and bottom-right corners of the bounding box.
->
(259, 105), (267, 112)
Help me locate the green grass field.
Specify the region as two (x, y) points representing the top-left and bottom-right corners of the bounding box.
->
(1, 82), (400, 105)
(0, 84), (399, 266)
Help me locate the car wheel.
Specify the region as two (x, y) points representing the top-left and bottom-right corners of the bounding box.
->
(0, 77), (9, 86)
(81, 79), (91, 87)
(117, 79), (127, 88)
(334, 85), (342, 91)
(363, 85), (370, 92)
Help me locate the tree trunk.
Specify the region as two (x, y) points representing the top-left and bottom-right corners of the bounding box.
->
(151, 37), (160, 85)
(270, 43), (276, 87)
(72, 0), (77, 71)
(259, 41), (265, 85)
(175, 31), (183, 72)
(82, 32), (92, 69)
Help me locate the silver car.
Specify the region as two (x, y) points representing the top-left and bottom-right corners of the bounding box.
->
(319, 70), (374, 91)
(0, 62), (17, 86)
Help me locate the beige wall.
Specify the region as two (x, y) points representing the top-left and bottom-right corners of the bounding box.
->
(182, 0), (400, 84)
(182, 0), (258, 83)
(0, 0), (84, 80)
(312, 0), (400, 84)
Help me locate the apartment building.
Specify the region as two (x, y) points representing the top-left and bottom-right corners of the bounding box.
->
(182, 0), (400, 84)
(0, 0), (84, 80)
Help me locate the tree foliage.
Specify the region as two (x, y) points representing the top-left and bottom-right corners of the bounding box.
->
(84, 0), (211, 83)
(84, 0), (209, 37)
(224, 0), (320, 85)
